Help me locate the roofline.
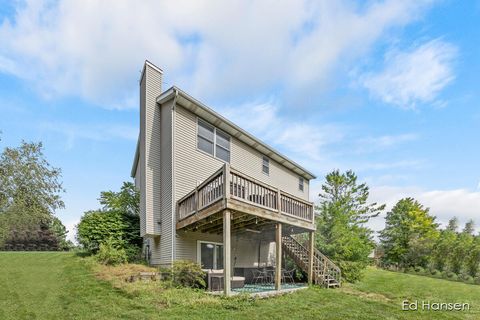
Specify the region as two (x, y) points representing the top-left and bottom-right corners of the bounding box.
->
(157, 86), (317, 180)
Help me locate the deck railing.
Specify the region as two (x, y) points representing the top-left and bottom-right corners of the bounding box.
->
(177, 164), (314, 223)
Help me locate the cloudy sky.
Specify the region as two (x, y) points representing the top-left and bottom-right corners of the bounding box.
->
(1, 0), (479, 240)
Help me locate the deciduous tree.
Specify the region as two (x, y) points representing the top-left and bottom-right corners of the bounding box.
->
(380, 198), (439, 268)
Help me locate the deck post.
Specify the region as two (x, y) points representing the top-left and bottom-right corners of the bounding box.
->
(223, 209), (231, 296)
(308, 231), (314, 285)
(275, 223), (282, 290)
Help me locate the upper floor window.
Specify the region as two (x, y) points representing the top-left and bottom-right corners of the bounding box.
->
(299, 177), (304, 192)
(215, 129), (230, 162)
(197, 118), (230, 162)
(262, 156), (269, 175)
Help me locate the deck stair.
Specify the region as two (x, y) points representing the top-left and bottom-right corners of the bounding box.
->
(282, 235), (341, 288)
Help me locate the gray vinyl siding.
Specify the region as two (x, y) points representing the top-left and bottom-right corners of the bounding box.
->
(231, 139), (309, 200)
(173, 105), (225, 202)
(173, 105), (225, 263)
(139, 71), (147, 236)
(173, 104), (310, 263)
(139, 63), (162, 240)
(176, 231), (222, 262)
(173, 104), (309, 202)
(134, 161), (144, 236)
(159, 99), (174, 266)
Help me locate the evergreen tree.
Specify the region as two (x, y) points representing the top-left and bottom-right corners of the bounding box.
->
(316, 170), (384, 282)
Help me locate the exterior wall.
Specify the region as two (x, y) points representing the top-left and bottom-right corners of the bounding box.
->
(159, 99), (174, 266)
(173, 104), (310, 203)
(172, 104), (309, 266)
(175, 231), (275, 269)
(231, 139), (309, 200)
(140, 63), (163, 237)
(142, 235), (162, 265)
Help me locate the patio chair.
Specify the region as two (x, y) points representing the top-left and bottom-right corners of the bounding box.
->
(252, 269), (269, 285)
(282, 269), (295, 284)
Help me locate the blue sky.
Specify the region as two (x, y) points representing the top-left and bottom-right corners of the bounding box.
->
(1, 0), (479, 240)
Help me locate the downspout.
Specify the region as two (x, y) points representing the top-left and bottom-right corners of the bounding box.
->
(171, 88), (179, 263)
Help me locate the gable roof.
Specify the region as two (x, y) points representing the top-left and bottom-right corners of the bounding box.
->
(131, 86), (316, 180)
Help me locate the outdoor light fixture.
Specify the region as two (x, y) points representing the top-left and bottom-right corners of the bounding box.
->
(245, 228), (261, 234)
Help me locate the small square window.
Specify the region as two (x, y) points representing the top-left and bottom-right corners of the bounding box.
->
(262, 156), (269, 175)
(299, 177), (304, 192)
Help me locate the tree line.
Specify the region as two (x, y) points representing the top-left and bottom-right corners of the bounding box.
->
(315, 170), (480, 284)
(380, 200), (480, 281)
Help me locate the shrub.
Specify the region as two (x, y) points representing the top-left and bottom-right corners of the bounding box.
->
(337, 261), (367, 282)
(124, 244), (142, 263)
(474, 276), (480, 285)
(414, 266), (425, 274)
(162, 260), (206, 288)
(444, 271), (458, 280)
(406, 266), (415, 273)
(430, 269), (440, 276)
(77, 210), (141, 254)
(459, 273), (473, 282)
(95, 238), (127, 265)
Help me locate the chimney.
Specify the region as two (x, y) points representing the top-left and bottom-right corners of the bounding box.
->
(139, 61), (163, 237)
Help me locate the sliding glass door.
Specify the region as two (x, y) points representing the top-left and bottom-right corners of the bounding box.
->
(198, 242), (224, 269)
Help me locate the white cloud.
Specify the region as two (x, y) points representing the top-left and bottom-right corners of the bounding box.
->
(353, 133), (418, 154)
(369, 186), (480, 233)
(39, 121), (137, 149)
(359, 133), (417, 148)
(0, 0), (433, 109)
(219, 100), (344, 173)
(361, 39), (457, 109)
(357, 159), (424, 171)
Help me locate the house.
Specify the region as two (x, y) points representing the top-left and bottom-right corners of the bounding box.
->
(131, 61), (340, 295)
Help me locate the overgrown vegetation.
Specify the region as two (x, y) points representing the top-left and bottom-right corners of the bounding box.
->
(0, 139), (71, 250)
(316, 170), (385, 282)
(95, 237), (128, 265)
(76, 182), (142, 263)
(160, 260), (206, 288)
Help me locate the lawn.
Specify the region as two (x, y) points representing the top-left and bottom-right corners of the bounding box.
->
(0, 252), (479, 320)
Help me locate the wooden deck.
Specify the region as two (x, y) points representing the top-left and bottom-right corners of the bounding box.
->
(176, 164), (315, 233)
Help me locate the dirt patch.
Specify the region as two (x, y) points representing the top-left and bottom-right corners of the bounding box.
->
(339, 286), (392, 303)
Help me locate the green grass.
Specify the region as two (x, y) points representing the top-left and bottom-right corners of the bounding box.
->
(0, 252), (479, 319)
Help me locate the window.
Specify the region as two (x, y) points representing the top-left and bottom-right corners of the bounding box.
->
(262, 156), (269, 175)
(198, 242), (224, 269)
(299, 177), (304, 192)
(215, 129), (230, 162)
(197, 119), (214, 155)
(197, 118), (230, 162)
